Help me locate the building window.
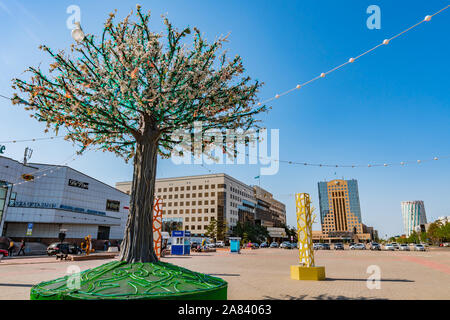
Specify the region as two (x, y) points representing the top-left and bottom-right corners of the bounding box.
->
(198, 209), (202, 213)
(193, 186), (197, 190)
(211, 184), (215, 189)
(199, 185), (203, 190)
(186, 186), (190, 191)
(169, 187), (173, 192)
(185, 217), (189, 222)
(175, 187), (179, 191)
(164, 188), (167, 192)
(158, 188), (162, 192)
(218, 184), (226, 189)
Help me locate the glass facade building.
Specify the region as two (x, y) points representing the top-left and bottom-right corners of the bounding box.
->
(401, 201), (427, 237)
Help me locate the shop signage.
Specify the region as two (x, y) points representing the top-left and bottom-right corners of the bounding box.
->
(106, 199), (120, 212)
(12, 201), (57, 209)
(0, 145), (5, 154)
(21, 174), (34, 181)
(26, 222), (33, 236)
(68, 179), (89, 189)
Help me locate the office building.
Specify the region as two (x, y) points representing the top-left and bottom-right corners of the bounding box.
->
(401, 201), (427, 237)
(315, 179), (373, 242)
(116, 173), (287, 239)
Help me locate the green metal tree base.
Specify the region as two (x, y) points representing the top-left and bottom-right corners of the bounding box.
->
(30, 260), (227, 300)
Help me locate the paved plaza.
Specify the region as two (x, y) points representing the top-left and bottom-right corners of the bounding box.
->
(0, 248), (449, 300)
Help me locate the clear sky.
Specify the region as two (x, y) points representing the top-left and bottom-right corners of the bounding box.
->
(1, 0), (449, 238)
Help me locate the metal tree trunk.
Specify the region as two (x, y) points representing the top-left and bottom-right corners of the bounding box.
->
(119, 139), (158, 263)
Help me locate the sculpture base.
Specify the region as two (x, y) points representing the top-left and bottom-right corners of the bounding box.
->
(30, 260), (227, 300)
(290, 265), (326, 281)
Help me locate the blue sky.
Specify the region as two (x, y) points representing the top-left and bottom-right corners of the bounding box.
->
(0, 0), (449, 237)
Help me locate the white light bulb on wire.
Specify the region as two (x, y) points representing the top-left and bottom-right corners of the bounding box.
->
(71, 21), (85, 43)
(424, 15), (432, 22)
(383, 39), (390, 45)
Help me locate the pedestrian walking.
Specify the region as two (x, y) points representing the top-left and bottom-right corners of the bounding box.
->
(8, 240), (14, 257)
(17, 239), (26, 256)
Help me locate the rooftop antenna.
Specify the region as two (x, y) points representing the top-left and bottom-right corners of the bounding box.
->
(23, 147), (33, 165)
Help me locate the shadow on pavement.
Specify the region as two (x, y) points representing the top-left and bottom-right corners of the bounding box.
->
(0, 283), (34, 288)
(207, 273), (240, 277)
(326, 278), (414, 282)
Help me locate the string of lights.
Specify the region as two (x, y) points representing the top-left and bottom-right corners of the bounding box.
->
(5, 149), (89, 188)
(256, 5), (450, 106)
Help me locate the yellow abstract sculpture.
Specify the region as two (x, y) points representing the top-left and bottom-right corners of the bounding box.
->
(81, 235), (95, 256)
(290, 193), (326, 280)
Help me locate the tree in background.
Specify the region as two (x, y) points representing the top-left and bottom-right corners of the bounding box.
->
(234, 222), (269, 243)
(12, 6), (266, 263)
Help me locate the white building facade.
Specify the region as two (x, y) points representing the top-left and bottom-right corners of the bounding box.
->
(0, 155), (129, 244)
(401, 200), (427, 237)
(116, 173), (287, 238)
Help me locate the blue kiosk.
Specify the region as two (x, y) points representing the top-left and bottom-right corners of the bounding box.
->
(171, 230), (191, 255)
(229, 237), (241, 254)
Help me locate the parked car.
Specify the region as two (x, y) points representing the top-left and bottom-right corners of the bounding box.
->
(0, 249), (8, 259)
(280, 241), (292, 249)
(391, 242), (400, 250)
(291, 242), (298, 249)
(334, 243), (344, 250)
(260, 242), (268, 248)
(384, 243), (395, 251)
(313, 243), (323, 250)
(399, 244), (410, 251)
(350, 243), (366, 250)
(321, 243), (331, 250)
(252, 243), (260, 249)
(215, 241), (225, 248)
(269, 242), (279, 248)
(47, 242), (82, 255)
(369, 242), (381, 250)
(414, 244), (426, 251)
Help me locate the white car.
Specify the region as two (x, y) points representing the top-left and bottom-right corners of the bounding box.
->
(399, 244), (410, 251)
(215, 241), (224, 247)
(391, 242), (400, 250)
(384, 244), (395, 251)
(350, 243), (366, 250)
(414, 244), (426, 251)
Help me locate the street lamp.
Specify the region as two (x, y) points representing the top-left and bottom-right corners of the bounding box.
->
(71, 21), (85, 42)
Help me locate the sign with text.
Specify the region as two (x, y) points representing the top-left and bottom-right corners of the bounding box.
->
(26, 222), (33, 236)
(68, 179), (89, 189)
(0, 145), (5, 154)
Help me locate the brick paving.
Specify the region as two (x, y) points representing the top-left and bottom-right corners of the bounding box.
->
(0, 248), (449, 300)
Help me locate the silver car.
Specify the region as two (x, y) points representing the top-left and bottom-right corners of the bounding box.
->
(384, 243), (395, 251)
(414, 244), (426, 251)
(350, 243), (366, 250)
(399, 244), (410, 251)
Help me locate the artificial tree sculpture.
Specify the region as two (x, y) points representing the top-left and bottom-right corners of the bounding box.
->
(12, 6), (267, 265)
